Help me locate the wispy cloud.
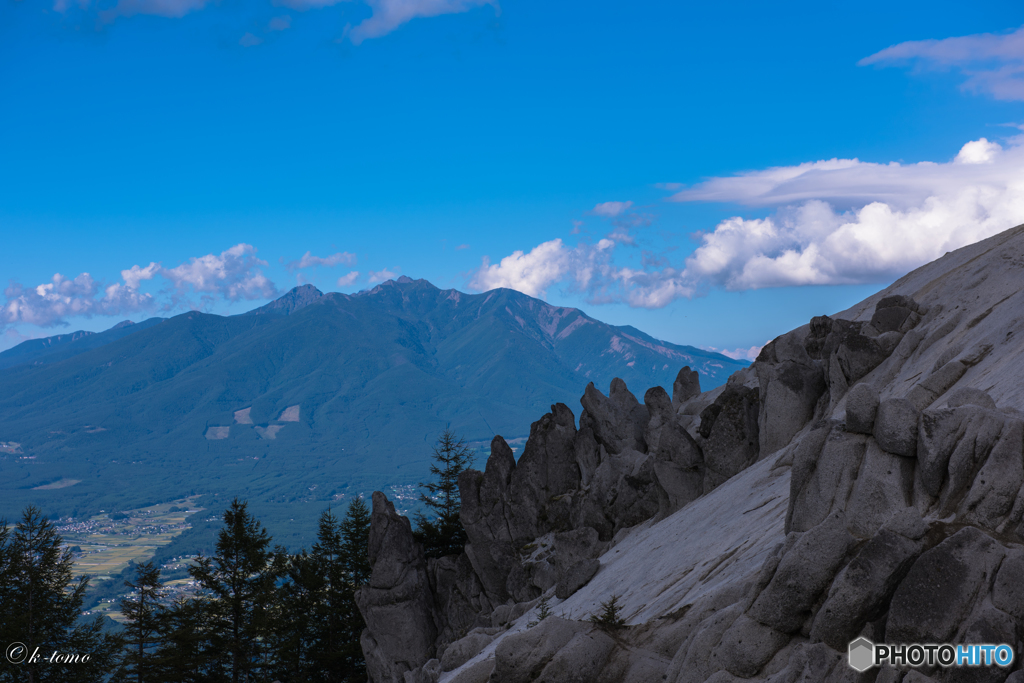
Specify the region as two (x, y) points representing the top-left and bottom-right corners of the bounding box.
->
(367, 267), (400, 283)
(98, 0), (212, 20)
(336, 271), (360, 287)
(471, 136), (1024, 307)
(268, 15), (292, 31)
(285, 251), (357, 272)
(58, 0), (495, 44)
(591, 201), (633, 217)
(860, 25), (1024, 101)
(348, 0), (498, 45)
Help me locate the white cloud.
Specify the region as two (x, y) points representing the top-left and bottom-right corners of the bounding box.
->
(239, 33), (263, 47)
(1, 272), (155, 329)
(1, 244), (280, 331)
(162, 243), (277, 301)
(860, 25), (1024, 101)
(285, 251), (357, 271)
(367, 267), (400, 283)
(469, 239), (571, 298)
(704, 345), (765, 362)
(468, 238), (625, 301)
(121, 262), (160, 290)
(673, 137), (1024, 290)
(336, 271), (360, 287)
(956, 138), (1001, 164)
(472, 136), (1024, 308)
(592, 201), (633, 217)
(348, 0), (498, 45)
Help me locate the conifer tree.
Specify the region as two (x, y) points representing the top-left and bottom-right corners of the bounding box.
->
(272, 548), (322, 681)
(335, 497), (371, 681)
(414, 428), (474, 558)
(153, 595), (219, 683)
(0, 506), (122, 683)
(275, 499), (371, 682)
(119, 561), (164, 683)
(189, 499), (284, 683)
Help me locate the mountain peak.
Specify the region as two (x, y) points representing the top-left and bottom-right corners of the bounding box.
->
(243, 284), (323, 317)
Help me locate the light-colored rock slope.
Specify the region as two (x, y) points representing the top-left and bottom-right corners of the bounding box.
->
(359, 224), (1024, 683)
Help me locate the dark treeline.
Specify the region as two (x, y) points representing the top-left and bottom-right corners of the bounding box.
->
(0, 498), (371, 683)
(0, 428), (473, 683)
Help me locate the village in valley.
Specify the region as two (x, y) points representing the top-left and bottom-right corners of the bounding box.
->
(57, 496), (205, 622)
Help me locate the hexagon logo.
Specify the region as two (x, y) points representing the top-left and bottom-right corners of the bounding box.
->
(848, 637), (875, 672)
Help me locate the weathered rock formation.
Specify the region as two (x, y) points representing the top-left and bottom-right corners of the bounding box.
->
(357, 224), (1024, 683)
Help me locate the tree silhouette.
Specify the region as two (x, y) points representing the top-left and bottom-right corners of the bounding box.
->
(414, 427), (474, 558)
(119, 561), (164, 683)
(189, 498), (284, 683)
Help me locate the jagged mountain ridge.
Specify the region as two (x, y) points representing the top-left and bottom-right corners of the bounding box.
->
(0, 278), (744, 544)
(358, 224), (1024, 683)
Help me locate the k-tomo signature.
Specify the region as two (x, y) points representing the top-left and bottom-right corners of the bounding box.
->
(6, 642), (91, 665)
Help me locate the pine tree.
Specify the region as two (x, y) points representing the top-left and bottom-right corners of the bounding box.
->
(335, 497), (371, 681)
(272, 548), (323, 682)
(0, 506), (122, 683)
(414, 428), (474, 558)
(189, 499), (284, 683)
(153, 595), (220, 683)
(119, 561), (164, 683)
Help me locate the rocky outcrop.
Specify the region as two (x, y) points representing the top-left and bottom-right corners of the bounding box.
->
(360, 223), (1024, 683)
(355, 492), (438, 683)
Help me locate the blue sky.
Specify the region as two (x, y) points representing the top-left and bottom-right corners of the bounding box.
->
(2, 0), (1023, 357)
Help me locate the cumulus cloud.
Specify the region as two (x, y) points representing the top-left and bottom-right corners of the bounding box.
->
(239, 32), (263, 47)
(285, 251), (357, 272)
(672, 137), (1024, 290)
(860, 25), (1024, 101)
(2, 244), (282, 331)
(163, 243), (277, 301)
(336, 271), (360, 287)
(348, 0), (498, 45)
(472, 136), (1024, 308)
(455, 244), (470, 250)
(468, 238), (628, 301)
(1, 272), (155, 329)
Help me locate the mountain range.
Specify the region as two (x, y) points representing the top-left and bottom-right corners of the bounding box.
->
(0, 277), (745, 544)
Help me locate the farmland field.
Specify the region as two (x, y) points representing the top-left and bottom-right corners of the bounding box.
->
(59, 495), (205, 582)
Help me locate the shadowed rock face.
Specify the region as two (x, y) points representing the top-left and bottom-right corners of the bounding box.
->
(358, 224), (1024, 683)
(355, 492), (437, 683)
